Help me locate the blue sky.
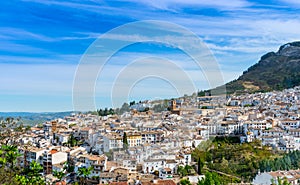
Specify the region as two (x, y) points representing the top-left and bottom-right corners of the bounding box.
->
(1, 0), (300, 112)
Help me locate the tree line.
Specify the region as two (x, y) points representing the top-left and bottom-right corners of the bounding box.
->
(259, 150), (300, 172)
(97, 108), (115, 116)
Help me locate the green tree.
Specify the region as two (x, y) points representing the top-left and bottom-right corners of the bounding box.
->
(271, 178), (275, 185)
(180, 178), (192, 185)
(0, 145), (19, 185)
(0, 149), (7, 166)
(16, 161), (45, 185)
(77, 166), (93, 185)
(108, 108), (115, 115)
(0, 118), (30, 184)
(220, 157), (229, 170)
(204, 172), (214, 185)
(103, 108), (108, 116)
(184, 165), (193, 175)
(177, 166), (187, 177)
(97, 109), (104, 116)
(259, 151), (300, 173)
(53, 170), (66, 182)
(198, 157), (204, 175)
(276, 177), (291, 185)
(63, 161), (75, 173)
(177, 165), (191, 177)
(197, 172), (221, 185)
(129, 101), (136, 106)
(123, 132), (128, 149)
(1, 145), (21, 169)
(68, 133), (78, 147)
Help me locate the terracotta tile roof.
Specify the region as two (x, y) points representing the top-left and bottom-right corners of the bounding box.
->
(156, 180), (176, 185)
(108, 182), (127, 185)
(80, 154), (106, 162)
(164, 168), (172, 172)
(50, 149), (58, 154)
(31, 127), (42, 131)
(81, 127), (91, 131)
(55, 181), (66, 185)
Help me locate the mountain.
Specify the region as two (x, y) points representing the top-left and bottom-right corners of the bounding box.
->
(223, 41), (300, 94)
(0, 112), (75, 126)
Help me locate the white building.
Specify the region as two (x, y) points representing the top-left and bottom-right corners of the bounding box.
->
(102, 133), (123, 153)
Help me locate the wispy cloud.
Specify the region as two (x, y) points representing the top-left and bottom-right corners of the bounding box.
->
(2, 0), (300, 111)
(0, 42), (49, 54)
(0, 27), (100, 42)
(21, 0), (141, 16)
(278, 0), (300, 6)
(0, 54), (81, 64)
(0, 27), (53, 42)
(118, 0), (252, 10)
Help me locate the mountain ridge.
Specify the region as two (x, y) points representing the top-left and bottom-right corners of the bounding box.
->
(0, 111), (75, 126)
(221, 41), (300, 94)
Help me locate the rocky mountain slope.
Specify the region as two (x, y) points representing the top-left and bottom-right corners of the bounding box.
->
(224, 41), (300, 94)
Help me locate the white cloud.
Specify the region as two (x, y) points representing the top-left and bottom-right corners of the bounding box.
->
(4, 0), (300, 111)
(118, 0), (252, 10)
(278, 0), (300, 6)
(0, 27), (54, 42)
(0, 54), (81, 64)
(0, 42), (49, 53)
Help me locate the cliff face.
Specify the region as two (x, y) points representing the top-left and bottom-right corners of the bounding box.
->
(278, 42), (300, 57)
(223, 41), (300, 94)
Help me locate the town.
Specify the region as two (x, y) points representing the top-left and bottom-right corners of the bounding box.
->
(4, 86), (300, 185)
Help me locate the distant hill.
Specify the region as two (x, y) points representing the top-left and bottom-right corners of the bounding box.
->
(0, 112), (75, 126)
(222, 41), (300, 94)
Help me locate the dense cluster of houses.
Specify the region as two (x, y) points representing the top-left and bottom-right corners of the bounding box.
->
(15, 86), (300, 184)
(253, 170), (300, 185)
(18, 110), (197, 184)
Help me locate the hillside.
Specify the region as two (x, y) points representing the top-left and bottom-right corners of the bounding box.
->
(0, 111), (75, 126)
(224, 41), (300, 94)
